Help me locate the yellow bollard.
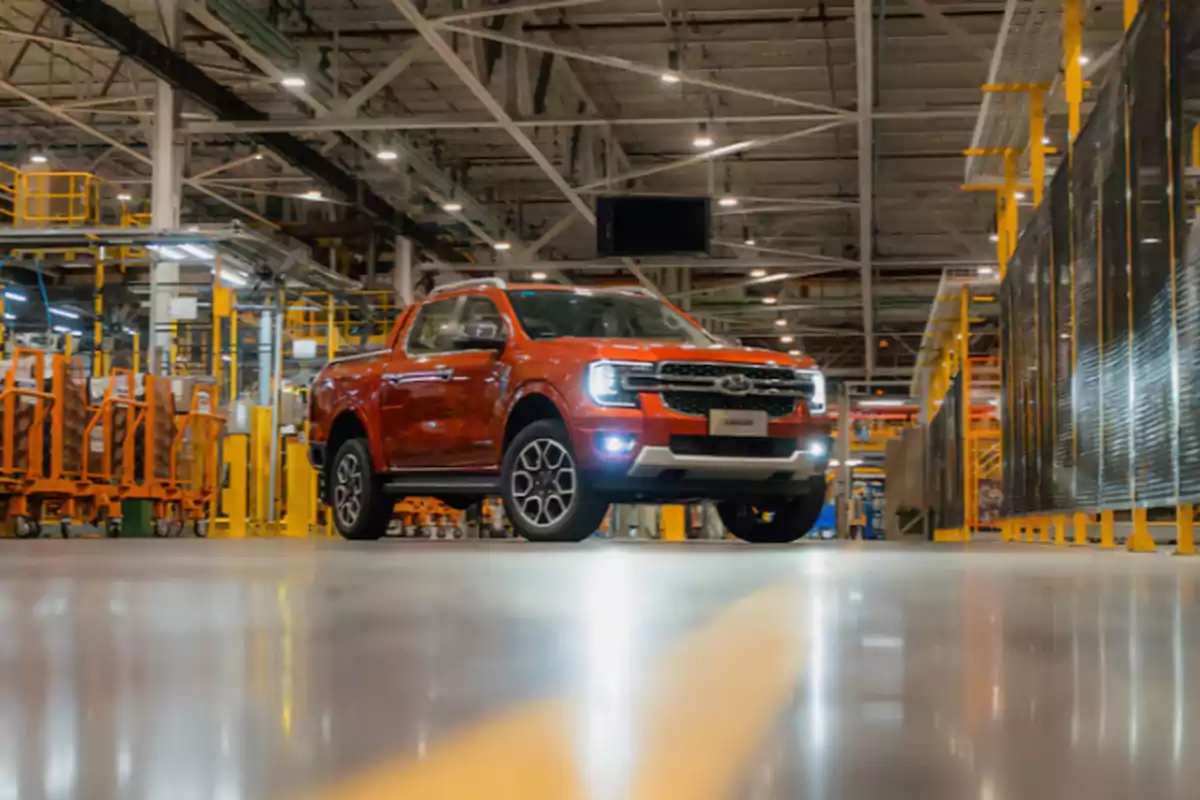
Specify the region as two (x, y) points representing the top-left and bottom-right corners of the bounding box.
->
(1127, 507), (1157, 553)
(1072, 512), (1089, 547)
(285, 438), (314, 538)
(660, 505), (686, 541)
(1177, 503), (1195, 556)
(1038, 518), (1050, 544)
(250, 406), (273, 532)
(1054, 514), (1067, 546)
(1099, 510), (1117, 549)
(1001, 520), (1012, 543)
(224, 434), (249, 538)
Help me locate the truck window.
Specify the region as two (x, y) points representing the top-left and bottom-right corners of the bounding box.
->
(406, 298), (460, 354)
(459, 296), (508, 340)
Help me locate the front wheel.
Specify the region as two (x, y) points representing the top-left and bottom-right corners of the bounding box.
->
(328, 438), (393, 540)
(717, 478), (827, 544)
(501, 419), (608, 542)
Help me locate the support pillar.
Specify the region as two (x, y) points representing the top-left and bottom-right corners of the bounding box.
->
(836, 387), (852, 539)
(1127, 507), (1156, 553)
(1177, 503), (1195, 556)
(1064, 0), (1083, 143)
(149, 0), (183, 376)
(1072, 511), (1089, 546)
(394, 236), (414, 306)
(1099, 509), (1116, 549)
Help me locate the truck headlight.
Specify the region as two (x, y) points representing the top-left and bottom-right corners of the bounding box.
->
(796, 368), (826, 416)
(586, 361), (654, 407)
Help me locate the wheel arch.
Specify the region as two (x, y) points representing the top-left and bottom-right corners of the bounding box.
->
(326, 405), (385, 472)
(503, 386), (570, 454)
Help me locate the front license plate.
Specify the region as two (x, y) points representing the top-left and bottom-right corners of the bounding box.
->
(709, 409), (768, 437)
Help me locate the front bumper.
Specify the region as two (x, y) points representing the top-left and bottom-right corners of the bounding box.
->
(626, 445), (821, 481)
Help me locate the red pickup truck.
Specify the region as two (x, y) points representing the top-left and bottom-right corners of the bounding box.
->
(309, 279), (831, 543)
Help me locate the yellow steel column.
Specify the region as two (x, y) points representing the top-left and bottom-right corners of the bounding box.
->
(1177, 504), (1195, 556)
(1054, 513), (1067, 546)
(1029, 89), (1048, 207)
(1124, 0), (1138, 29)
(229, 307), (239, 401)
(94, 253), (106, 376)
(224, 434), (248, 538)
(1099, 509), (1116, 549)
(1064, 0), (1083, 142)
(1002, 151), (1019, 255)
(1072, 511), (1089, 546)
(326, 295), (336, 360)
(1127, 507), (1156, 552)
(250, 405), (273, 533)
(660, 505), (686, 542)
(960, 286), (972, 542)
(285, 437), (314, 538)
(132, 332), (141, 373)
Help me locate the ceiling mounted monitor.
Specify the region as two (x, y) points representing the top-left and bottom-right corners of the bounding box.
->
(596, 196), (711, 257)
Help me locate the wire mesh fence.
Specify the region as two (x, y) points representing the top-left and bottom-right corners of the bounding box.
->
(1002, 0), (1200, 513)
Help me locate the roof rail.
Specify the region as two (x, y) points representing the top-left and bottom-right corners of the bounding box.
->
(429, 277), (508, 296)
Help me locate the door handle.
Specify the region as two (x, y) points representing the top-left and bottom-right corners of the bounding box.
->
(383, 369), (453, 385)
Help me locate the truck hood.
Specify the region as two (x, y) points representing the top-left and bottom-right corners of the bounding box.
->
(557, 338), (820, 370)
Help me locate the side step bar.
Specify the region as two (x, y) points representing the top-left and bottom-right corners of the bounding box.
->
(383, 472), (502, 495)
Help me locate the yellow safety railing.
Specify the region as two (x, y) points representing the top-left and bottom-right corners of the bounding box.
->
(19, 171), (101, 227)
(0, 163), (17, 224)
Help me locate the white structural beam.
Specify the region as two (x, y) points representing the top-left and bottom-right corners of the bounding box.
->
(0, 78), (273, 226)
(331, 41), (424, 117)
(856, 0), (876, 379)
(576, 120), (850, 192)
(428, 0), (604, 25)
(182, 108), (977, 135)
(389, 1), (595, 216)
(902, 0), (992, 63)
(438, 23), (854, 117)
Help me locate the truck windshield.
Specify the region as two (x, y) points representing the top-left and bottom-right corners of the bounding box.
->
(506, 289), (712, 344)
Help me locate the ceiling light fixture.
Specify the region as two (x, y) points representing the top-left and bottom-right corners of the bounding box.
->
(762, 296), (778, 305)
(4, 291), (27, 302)
(253, 152), (265, 161)
(660, 72), (681, 84)
(531, 271), (548, 280)
(49, 307), (81, 320)
(493, 241), (513, 251)
(281, 74), (307, 89)
(1014, 192), (1027, 200)
(978, 266), (996, 277)
(301, 189), (323, 200)
(28, 153), (47, 164)
(789, 349), (801, 356)
(377, 149), (399, 161)
(781, 335), (794, 344)
(750, 268), (768, 278)
(662, 50), (681, 84)
(442, 201), (463, 213)
(774, 318), (787, 327)
(1078, 54), (1091, 66)
(718, 196), (739, 208)
(692, 122), (714, 149)
(1042, 137), (1052, 145)
(116, 193), (132, 202)
(989, 233), (1000, 243)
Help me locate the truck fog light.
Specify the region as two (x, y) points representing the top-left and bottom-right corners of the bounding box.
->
(807, 439), (828, 458)
(599, 433), (638, 456)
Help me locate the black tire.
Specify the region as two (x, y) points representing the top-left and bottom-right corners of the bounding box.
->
(328, 438), (393, 540)
(717, 477), (828, 544)
(501, 419), (608, 542)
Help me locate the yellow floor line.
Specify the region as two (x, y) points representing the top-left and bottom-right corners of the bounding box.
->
(309, 583), (807, 800)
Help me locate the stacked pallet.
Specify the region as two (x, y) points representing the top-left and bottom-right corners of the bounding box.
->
(0, 354), (51, 475)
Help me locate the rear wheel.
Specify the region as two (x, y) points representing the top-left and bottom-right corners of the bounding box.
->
(501, 420), (608, 542)
(717, 478), (827, 544)
(329, 438), (393, 540)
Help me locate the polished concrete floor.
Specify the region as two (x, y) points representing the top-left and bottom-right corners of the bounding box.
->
(1, 540), (1198, 799)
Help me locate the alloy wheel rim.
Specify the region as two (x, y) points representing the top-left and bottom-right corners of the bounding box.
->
(512, 438), (576, 528)
(333, 452), (364, 529)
